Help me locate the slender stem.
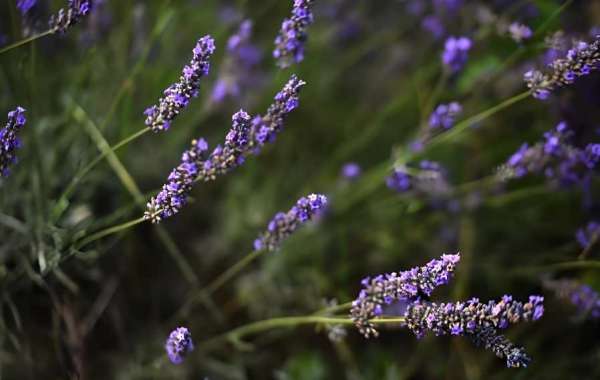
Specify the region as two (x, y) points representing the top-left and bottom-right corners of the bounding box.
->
(201, 316), (406, 351)
(578, 233), (599, 260)
(0, 30), (53, 55)
(205, 250), (265, 295)
(74, 216), (146, 249)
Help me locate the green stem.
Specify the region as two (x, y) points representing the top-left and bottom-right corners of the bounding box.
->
(205, 250), (265, 295)
(201, 316), (406, 351)
(0, 30), (53, 55)
(74, 216), (146, 249)
(314, 301), (354, 316)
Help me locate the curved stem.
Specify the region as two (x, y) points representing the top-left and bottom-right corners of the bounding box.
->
(205, 250), (265, 295)
(0, 30), (53, 55)
(201, 316), (406, 351)
(74, 216), (146, 249)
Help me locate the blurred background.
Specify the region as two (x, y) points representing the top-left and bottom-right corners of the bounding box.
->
(1, 0), (600, 378)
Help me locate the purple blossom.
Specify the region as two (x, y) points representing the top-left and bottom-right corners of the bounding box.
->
(341, 162), (361, 180)
(471, 326), (531, 368)
(422, 16), (445, 40)
(165, 327), (194, 364)
(17, 0), (37, 15)
(273, 0), (315, 68)
(350, 253), (461, 338)
(144, 35), (215, 132)
(508, 22), (532, 43)
(442, 36), (472, 73)
(525, 35), (600, 100)
(544, 278), (600, 320)
(386, 161), (450, 196)
(253, 193), (327, 251)
(0, 107), (27, 178)
(49, 0), (92, 34)
(575, 221), (600, 249)
(429, 102), (462, 131)
(211, 20), (262, 104)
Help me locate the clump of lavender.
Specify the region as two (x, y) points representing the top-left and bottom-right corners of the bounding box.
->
(341, 162), (361, 181)
(498, 122), (600, 187)
(576, 221), (600, 249)
(351, 254), (544, 368)
(144, 35), (215, 132)
(273, 0), (315, 68)
(211, 20), (262, 104)
(442, 36), (472, 73)
(386, 161), (450, 197)
(508, 22), (532, 43)
(253, 193), (327, 251)
(544, 278), (600, 320)
(350, 253), (461, 338)
(165, 327), (194, 364)
(1, 107), (27, 178)
(524, 35), (600, 100)
(429, 102), (462, 131)
(49, 0), (92, 34)
(145, 75), (306, 223)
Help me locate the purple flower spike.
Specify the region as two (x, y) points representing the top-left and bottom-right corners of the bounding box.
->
(341, 162), (361, 180)
(1, 107), (27, 178)
(508, 22), (532, 43)
(544, 278), (600, 319)
(165, 327), (194, 365)
(442, 36), (472, 73)
(525, 35), (600, 99)
(429, 102), (462, 131)
(273, 0), (315, 68)
(49, 0), (93, 34)
(253, 193), (328, 251)
(17, 0), (37, 15)
(145, 35), (215, 132)
(386, 161), (449, 197)
(350, 253), (460, 338)
(576, 221), (600, 249)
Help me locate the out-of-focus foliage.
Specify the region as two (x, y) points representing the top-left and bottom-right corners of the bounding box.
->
(1, 0), (600, 379)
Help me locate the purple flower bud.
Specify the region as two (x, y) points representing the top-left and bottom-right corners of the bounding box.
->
(165, 327), (194, 364)
(1, 107), (27, 178)
(273, 0), (315, 68)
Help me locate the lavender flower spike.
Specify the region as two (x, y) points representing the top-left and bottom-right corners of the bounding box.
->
(442, 36), (472, 73)
(1, 107), (27, 177)
(524, 35), (600, 100)
(350, 253), (460, 338)
(144, 35), (215, 132)
(165, 327), (194, 364)
(273, 0), (315, 68)
(544, 278), (600, 319)
(253, 193), (327, 252)
(49, 0), (92, 34)
(17, 0), (37, 16)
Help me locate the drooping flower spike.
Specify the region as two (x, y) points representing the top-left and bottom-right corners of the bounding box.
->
(350, 254), (544, 368)
(253, 193), (328, 252)
(1, 107), (27, 178)
(145, 75), (306, 223)
(165, 327), (194, 364)
(49, 0), (92, 34)
(144, 35), (215, 132)
(273, 0), (315, 68)
(525, 35), (600, 100)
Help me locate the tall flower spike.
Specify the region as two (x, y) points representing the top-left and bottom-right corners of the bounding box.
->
(253, 193), (328, 252)
(144, 35), (215, 132)
(1, 107), (27, 178)
(273, 0), (315, 68)
(145, 110), (251, 223)
(350, 253), (460, 338)
(49, 0), (92, 34)
(524, 35), (600, 100)
(165, 327), (194, 365)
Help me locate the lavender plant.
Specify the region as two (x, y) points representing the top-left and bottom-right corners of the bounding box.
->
(544, 279), (600, 320)
(273, 0), (315, 68)
(0, 107), (26, 177)
(165, 327), (194, 364)
(49, 0), (92, 34)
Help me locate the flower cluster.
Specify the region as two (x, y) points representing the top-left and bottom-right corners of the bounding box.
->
(1, 107), (27, 178)
(429, 102), (462, 131)
(386, 161), (450, 196)
(442, 36), (472, 73)
(508, 22), (532, 43)
(576, 221), (600, 249)
(351, 254), (544, 368)
(145, 75), (306, 223)
(350, 253), (460, 338)
(165, 327), (194, 364)
(273, 0), (315, 68)
(341, 162), (361, 181)
(499, 122), (600, 187)
(253, 193), (328, 252)
(544, 278), (600, 320)
(145, 110), (251, 223)
(211, 20), (262, 104)
(144, 35), (215, 132)
(49, 0), (92, 34)
(17, 0), (37, 15)
(524, 35), (600, 99)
